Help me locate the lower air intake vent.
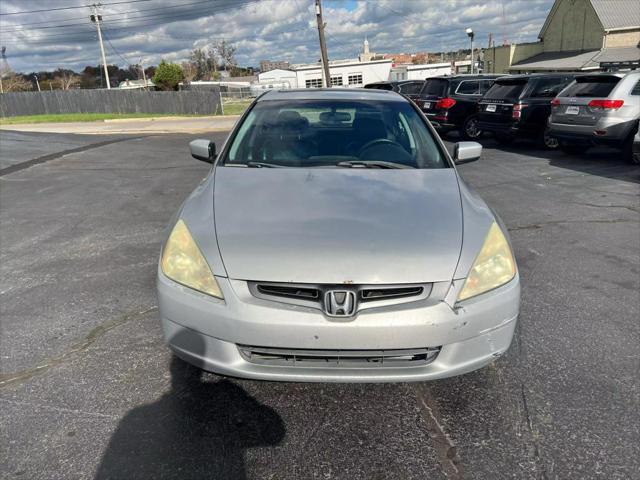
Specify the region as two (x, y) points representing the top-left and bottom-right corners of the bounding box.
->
(237, 345), (441, 368)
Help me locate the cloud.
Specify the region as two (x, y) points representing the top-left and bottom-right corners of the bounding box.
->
(0, 0), (554, 73)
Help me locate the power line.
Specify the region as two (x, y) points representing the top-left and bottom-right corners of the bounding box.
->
(101, 26), (132, 66)
(0, 0), (223, 30)
(0, 0), (154, 16)
(0, 0), (260, 40)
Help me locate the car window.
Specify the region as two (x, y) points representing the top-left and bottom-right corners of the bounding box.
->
(364, 83), (393, 91)
(483, 80), (527, 100)
(456, 80), (480, 95)
(480, 80), (494, 94)
(224, 99), (448, 169)
(559, 75), (620, 97)
(630, 80), (640, 96)
(530, 77), (570, 98)
(420, 79), (448, 97)
(399, 82), (423, 94)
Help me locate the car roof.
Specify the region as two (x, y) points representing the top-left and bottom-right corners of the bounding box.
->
(426, 74), (503, 81)
(495, 73), (578, 81)
(574, 72), (626, 79)
(256, 88), (408, 102)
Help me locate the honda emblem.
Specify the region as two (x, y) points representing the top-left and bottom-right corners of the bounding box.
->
(324, 290), (356, 317)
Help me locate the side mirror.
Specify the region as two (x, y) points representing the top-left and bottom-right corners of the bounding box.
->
(453, 141), (482, 164)
(189, 139), (216, 163)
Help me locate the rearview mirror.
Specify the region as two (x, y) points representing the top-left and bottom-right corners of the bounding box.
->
(189, 139), (216, 163)
(453, 141), (482, 164)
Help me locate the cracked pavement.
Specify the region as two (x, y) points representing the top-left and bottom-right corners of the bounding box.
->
(1, 130), (638, 479)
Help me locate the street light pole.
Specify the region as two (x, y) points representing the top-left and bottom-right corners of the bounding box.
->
(91, 5), (111, 89)
(466, 28), (475, 74)
(34, 74), (41, 91)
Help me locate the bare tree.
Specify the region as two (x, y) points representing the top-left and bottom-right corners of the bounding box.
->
(213, 40), (236, 71)
(53, 71), (80, 90)
(181, 61), (197, 84)
(1, 73), (32, 92)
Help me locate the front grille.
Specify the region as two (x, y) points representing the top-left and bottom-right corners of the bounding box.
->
(238, 345), (441, 368)
(249, 281), (431, 314)
(360, 286), (423, 301)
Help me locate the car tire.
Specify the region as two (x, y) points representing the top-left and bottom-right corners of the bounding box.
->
(559, 142), (588, 155)
(495, 134), (514, 145)
(538, 127), (559, 150)
(460, 115), (482, 140)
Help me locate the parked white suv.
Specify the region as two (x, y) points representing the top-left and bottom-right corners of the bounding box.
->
(548, 71), (640, 162)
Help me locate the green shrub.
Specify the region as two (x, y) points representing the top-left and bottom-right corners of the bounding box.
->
(152, 60), (184, 91)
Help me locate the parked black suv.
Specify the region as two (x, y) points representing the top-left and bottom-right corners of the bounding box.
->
(477, 73), (577, 148)
(364, 80), (424, 96)
(412, 75), (501, 140)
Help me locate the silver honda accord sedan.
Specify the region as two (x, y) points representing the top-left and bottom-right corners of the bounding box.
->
(157, 88), (520, 382)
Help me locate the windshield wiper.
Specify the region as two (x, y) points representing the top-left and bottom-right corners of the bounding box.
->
(246, 161), (284, 168)
(336, 160), (413, 169)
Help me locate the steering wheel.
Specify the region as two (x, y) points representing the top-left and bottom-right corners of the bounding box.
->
(357, 138), (405, 157)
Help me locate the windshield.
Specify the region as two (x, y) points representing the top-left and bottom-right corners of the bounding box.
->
(559, 76), (620, 98)
(420, 79), (448, 97)
(484, 80), (526, 100)
(224, 99), (448, 169)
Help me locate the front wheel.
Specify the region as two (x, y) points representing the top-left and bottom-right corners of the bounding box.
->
(559, 142), (588, 155)
(538, 127), (559, 150)
(460, 115), (482, 140)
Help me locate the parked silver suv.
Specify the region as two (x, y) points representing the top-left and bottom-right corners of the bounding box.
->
(548, 71), (640, 162)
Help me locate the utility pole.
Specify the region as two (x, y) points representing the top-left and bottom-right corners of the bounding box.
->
(315, 0), (330, 88)
(34, 74), (41, 91)
(139, 58), (148, 91)
(90, 5), (111, 89)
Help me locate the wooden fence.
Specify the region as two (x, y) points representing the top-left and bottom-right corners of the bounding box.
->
(0, 89), (222, 117)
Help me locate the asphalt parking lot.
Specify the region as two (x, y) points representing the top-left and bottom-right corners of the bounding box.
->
(1, 128), (638, 479)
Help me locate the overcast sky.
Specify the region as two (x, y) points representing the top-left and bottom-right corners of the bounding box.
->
(0, 0), (554, 73)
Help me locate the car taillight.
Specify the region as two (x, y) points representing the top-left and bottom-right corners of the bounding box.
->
(512, 103), (527, 120)
(550, 98), (561, 106)
(588, 99), (624, 110)
(436, 98), (456, 109)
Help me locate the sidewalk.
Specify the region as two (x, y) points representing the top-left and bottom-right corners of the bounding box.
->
(0, 115), (240, 134)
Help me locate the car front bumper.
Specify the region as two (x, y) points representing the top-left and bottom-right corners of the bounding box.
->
(157, 272), (520, 383)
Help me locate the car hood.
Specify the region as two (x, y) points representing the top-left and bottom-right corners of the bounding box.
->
(213, 167), (463, 284)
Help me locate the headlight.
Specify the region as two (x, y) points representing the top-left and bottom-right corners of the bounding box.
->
(457, 222), (516, 302)
(161, 219), (223, 298)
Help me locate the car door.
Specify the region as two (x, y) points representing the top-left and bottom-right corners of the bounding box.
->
(525, 76), (574, 132)
(450, 79), (482, 123)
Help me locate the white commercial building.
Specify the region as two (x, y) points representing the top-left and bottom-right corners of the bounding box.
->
(389, 62), (454, 81)
(257, 58), (393, 89)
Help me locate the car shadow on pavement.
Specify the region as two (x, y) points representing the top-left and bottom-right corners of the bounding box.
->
(478, 135), (640, 184)
(94, 331), (285, 480)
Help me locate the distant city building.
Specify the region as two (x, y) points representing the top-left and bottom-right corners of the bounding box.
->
(260, 60), (290, 72)
(358, 37), (377, 62)
(383, 52), (432, 65)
